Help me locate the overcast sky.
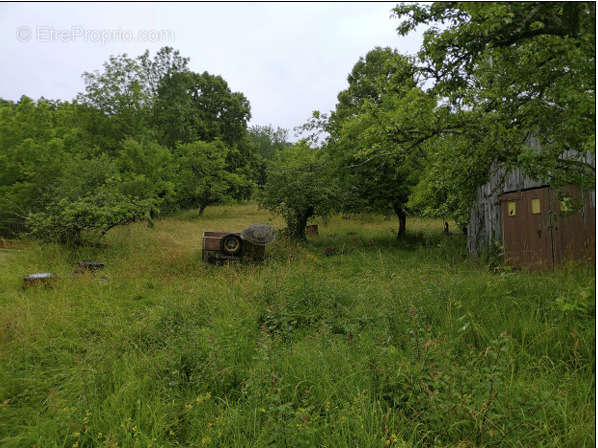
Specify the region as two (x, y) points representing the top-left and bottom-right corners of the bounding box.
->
(0, 2), (423, 135)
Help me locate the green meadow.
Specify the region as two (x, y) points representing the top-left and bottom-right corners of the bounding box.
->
(0, 204), (594, 447)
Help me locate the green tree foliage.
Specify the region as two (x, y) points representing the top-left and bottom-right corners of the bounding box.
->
(27, 187), (155, 245)
(328, 48), (434, 238)
(0, 47), (257, 243)
(393, 2), (596, 219)
(248, 124), (291, 187)
(155, 71), (251, 148)
(0, 98), (160, 242)
(259, 143), (339, 240)
(77, 47), (189, 149)
(154, 70), (257, 201)
(116, 138), (176, 214)
(293, 110), (330, 149)
(408, 136), (483, 230)
(174, 140), (251, 216)
(25, 154), (156, 244)
(0, 97), (73, 229)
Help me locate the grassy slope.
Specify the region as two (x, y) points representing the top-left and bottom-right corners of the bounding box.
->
(0, 204), (594, 447)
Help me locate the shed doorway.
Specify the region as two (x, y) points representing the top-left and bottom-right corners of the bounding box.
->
(500, 186), (595, 270)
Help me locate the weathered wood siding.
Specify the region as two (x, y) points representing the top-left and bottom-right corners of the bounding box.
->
(467, 151), (595, 255)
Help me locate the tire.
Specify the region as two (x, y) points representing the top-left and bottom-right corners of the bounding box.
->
(221, 233), (243, 256)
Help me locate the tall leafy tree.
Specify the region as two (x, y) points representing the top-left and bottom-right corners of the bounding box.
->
(0, 97), (79, 230)
(76, 47), (189, 148)
(155, 71), (251, 148)
(248, 124), (291, 187)
(116, 138), (176, 214)
(174, 140), (251, 216)
(260, 143), (339, 241)
(328, 48), (435, 238)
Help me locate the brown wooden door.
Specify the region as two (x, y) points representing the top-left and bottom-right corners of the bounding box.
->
(501, 188), (554, 270)
(550, 186), (596, 264)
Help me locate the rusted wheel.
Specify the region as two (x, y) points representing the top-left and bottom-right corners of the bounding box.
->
(221, 233), (243, 256)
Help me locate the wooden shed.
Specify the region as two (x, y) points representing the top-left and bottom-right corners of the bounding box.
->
(467, 152), (595, 269)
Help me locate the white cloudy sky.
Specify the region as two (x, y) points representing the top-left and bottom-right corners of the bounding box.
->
(0, 2), (423, 134)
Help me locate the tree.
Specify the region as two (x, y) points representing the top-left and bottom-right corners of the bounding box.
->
(79, 47), (188, 111)
(328, 48), (435, 238)
(408, 135), (485, 232)
(293, 110), (330, 149)
(116, 138), (176, 214)
(174, 140), (251, 216)
(27, 189), (155, 245)
(331, 47), (420, 126)
(0, 48), (260, 243)
(248, 124), (291, 187)
(392, 2), (595, 191)
(76, 47), (189, 149)
(155, 71), (251, 149)
(25, 154), (155, 245)
(259, 143), (339, 241)
(0, 97), (79, 232)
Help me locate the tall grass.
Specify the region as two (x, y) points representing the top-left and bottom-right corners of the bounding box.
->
(0, 204), (594, 447)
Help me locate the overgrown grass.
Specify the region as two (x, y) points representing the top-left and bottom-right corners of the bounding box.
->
(0, 204), (594, 447)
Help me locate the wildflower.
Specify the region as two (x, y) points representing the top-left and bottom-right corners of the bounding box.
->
(201, 436), (211, 445)
(390, 434), (398, 443)
(169, 430), (175, 436)
(97, 432), (103, 438)
(196, 392), (212, 403)
(185, 403), (193, 410)
(73, 443), (79, 448)
(259, 408), (266, 413)
(72, 432), (80, 438)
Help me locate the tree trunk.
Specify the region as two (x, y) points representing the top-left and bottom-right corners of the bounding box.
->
(443, 221), (449, 235)
(198, 204), (207, 216)
(292, 207), (314, 241)
(394, 205), (406, 239)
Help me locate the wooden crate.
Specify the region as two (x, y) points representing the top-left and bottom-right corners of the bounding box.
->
(202, 231), (265, 263)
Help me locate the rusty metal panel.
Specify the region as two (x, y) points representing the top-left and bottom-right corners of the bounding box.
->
(203, 237), (222, 251)
(550, 186), (595, 264)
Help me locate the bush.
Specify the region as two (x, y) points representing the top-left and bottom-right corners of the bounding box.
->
(27, 188), (155, 245)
